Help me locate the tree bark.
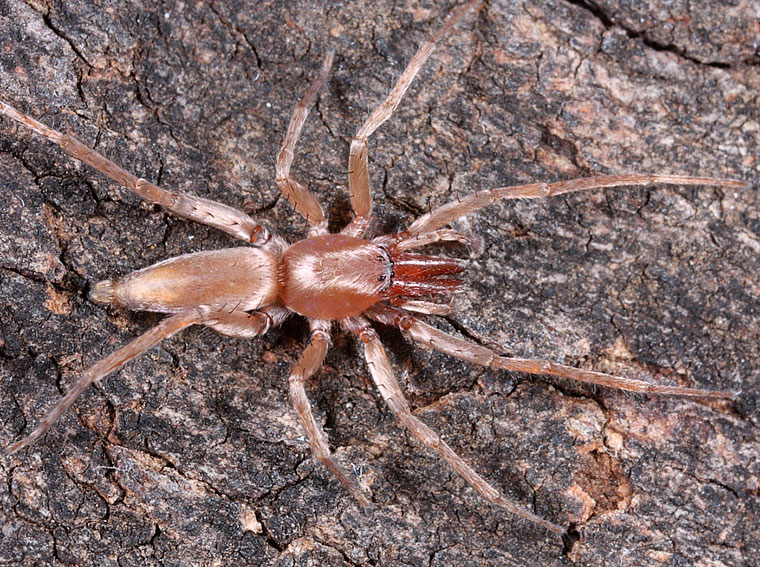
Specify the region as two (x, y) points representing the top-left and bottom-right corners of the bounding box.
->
(0, 1), (758, 565)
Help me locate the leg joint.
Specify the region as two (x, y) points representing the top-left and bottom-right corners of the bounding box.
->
(359, 328), (378, 344)
(311, 328), (331, 343)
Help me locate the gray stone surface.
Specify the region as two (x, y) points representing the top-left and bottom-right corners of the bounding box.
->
(0, 1), (758, 565)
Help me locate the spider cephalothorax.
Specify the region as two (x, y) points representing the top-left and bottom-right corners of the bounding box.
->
(1, 0), (743, 537)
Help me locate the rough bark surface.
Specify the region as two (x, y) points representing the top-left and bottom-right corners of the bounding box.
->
(1, 1), (758, 566)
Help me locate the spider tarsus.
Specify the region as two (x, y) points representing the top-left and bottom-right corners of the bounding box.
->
(699, 389), (738, 400)
(3, 441), (21, 457)
(645, 383), (737, 399)
(350, 486), (371, 508)
(3, 421), (49, 455)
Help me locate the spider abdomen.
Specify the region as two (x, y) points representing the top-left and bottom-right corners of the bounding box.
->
(91, 248), (280, 313)
(280, 234), (391, 319)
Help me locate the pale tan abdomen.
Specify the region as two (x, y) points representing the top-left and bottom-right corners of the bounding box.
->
(92, 248), (280, 313)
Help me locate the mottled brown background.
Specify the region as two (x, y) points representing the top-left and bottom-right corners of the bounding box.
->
(0, 1), (758, 566)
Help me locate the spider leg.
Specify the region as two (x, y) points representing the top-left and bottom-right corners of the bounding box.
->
(204, 305), (291, 338)
(388, 298), (453, 316)
(373, 228), (481, 253)
(0, 100), (281, 249)
(342, 0), (482, 237)
(368, 303), (736, 399)
(343, 315), (565, 535)
(289, 320), (370, 506)
(3, 310), (204, 455)
(276, 50), (335, 235)
(406, 173), (747, 236)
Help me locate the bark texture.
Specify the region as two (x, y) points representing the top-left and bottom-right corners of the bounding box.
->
(1, 1), (758, 566)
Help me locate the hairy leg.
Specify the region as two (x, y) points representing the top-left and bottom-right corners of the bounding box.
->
(0, 100), (281, 248)
(344, 315), (565, 535)
(368, 303), (735, 399)
(342, 0), (482, 237)
(276, 51), (335, 234)
(289, 320), (369, 505)
(4, 310), (204, 455)
(373, 228), (481, 253)
(388, 298), (453, 316)
(203, 305), (291, 338)
(406, 174), (746, 236)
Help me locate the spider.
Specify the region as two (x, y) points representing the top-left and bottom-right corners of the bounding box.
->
(1, 0), (744, 537)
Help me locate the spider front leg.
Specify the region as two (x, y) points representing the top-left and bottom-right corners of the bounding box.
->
(343, 316), (565, 535)
(406, 173), (747, 236)
(276, 50), (335, 235)
(0, 100), (281, 249)
(289, 320), (370, 506)
(368, 304), (735, 399)
(342, 0), (482, 237)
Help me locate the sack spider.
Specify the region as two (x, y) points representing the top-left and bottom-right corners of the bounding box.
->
(1, 0), (744, 536)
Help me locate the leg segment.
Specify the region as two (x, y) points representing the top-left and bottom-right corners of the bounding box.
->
(4, 310), (203, 455)
(276, 51), (335, 233)
(406, 174), (747, 236)
(343, 0), (482, 236)
(203, 305), (291, 338)
(388, 298), (453, 316)
(0, 100), (279, 248)
(343, 315), (565, 535)
(289, 320), (370, 506)
(373, 228), (482, 253)
(368, 303), (735, 399)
